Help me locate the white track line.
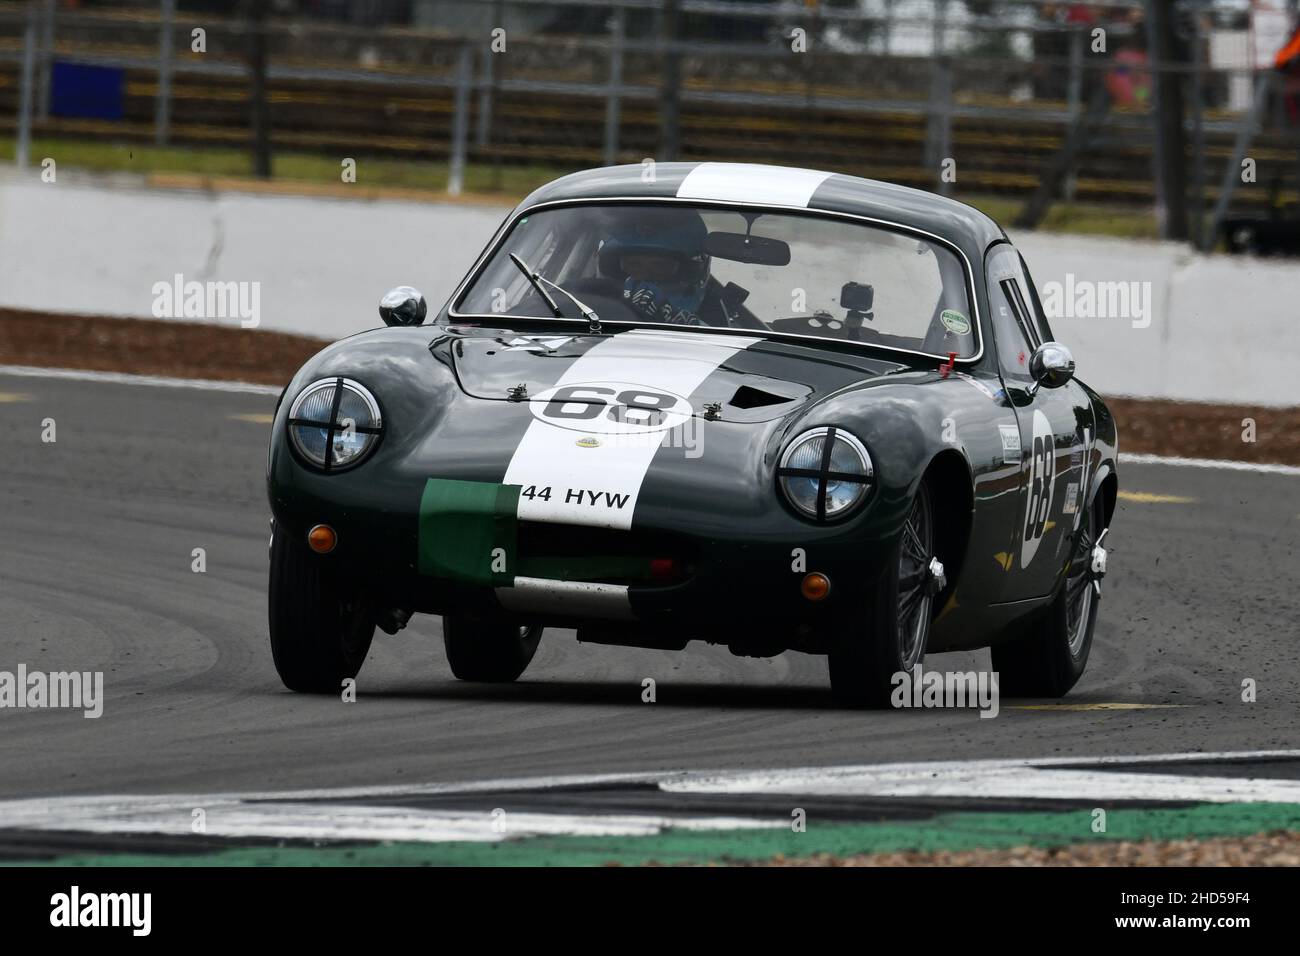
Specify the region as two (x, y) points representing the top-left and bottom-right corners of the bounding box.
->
(664, 765), (1300, 804)
(1119, 452), (1300, 476)
(2, 751), (1298, 843)
(0, 365), (281, 396)
(0, 797), (782, 844)
(659, 751), (1300, 804)
(660, 750), (1300, 803)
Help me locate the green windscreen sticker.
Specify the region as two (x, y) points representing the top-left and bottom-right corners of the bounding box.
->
(417, 478), (519, 586)
(940, 310), (970, 335)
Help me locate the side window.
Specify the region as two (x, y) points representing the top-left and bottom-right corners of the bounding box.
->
(1001, 276), (1041, 349)
(1017, 254), (1056, 344)
(985, 245), (1036, 381)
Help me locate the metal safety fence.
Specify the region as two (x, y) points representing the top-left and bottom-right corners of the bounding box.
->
(3, 0), (1300, 249)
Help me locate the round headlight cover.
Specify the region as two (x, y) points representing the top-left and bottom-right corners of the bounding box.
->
(287, 378), (383, 471)
(778, 426), (873, 521)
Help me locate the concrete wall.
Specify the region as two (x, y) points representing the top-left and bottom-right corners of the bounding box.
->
(1, 169), (1294, 406)
(1013, 231), (1296, 407)
(0, 170), (506, 342)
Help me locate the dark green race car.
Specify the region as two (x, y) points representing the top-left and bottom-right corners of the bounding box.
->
(266, 163), (1118, 707)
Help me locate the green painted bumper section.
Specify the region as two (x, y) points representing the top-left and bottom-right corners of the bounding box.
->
(417, 478), (519, 586)
(18, 802), (1300, 868)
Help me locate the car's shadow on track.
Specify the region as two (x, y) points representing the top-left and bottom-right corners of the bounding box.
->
(354, 678), (845, 711)
(304, 678), (1105, 715)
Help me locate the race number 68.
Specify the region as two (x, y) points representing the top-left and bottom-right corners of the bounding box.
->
(543, 385), (678, 427)
(1025, 433), (1055, 540)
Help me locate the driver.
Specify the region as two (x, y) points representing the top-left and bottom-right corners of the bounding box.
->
(598, 209), (712, 326)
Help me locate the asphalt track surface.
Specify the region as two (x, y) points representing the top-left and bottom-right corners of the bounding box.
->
(1, 372), (1298, 802)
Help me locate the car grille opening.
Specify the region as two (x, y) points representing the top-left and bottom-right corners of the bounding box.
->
(515, 523), (697, 586)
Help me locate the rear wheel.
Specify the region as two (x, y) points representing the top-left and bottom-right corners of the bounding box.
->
(992, 492), (1105, 697)
(268, 523), (375, 693)
(443, 615), (542, 683)
(829, 478), (941, 708)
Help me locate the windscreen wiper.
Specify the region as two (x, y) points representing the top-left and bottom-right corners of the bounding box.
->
(509, 253), (602, 334)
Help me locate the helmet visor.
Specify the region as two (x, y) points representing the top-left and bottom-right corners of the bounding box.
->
(619, 252), (683, 283)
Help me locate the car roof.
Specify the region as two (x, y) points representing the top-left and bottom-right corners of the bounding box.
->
(514, 162), (1008, 261)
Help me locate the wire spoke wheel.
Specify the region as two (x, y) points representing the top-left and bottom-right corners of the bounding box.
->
(1064, 499), (1096, 656)
(829, 477), (941, 708)
(896, 485), (934, 669)
(992, 485), (1107, 699)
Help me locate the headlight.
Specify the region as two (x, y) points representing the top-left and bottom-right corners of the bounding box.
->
(778, 427), (873, 521)
(286, 378), (383, 471)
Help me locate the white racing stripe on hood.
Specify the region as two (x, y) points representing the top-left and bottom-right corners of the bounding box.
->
(676, 163), (833, 207)
(503, 329), (760, 529)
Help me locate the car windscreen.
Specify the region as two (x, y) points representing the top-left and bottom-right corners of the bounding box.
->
(453, 203), (977, 358)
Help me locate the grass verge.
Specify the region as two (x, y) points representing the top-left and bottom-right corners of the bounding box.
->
(1, 136), (1158, 237)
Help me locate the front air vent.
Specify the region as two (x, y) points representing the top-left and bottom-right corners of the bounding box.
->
(730, 385), (797, 410)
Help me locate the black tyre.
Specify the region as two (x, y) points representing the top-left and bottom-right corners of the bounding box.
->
(268, 522), (375, 693)
(829, 478), (939, 708)
(443, 615), (542, 683)
(991, 492), (1104, 697)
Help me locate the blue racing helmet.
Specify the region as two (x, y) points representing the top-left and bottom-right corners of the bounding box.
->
(598, 208), (711, 293)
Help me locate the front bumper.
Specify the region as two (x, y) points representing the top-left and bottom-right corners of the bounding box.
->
(269, 466), (901, 653)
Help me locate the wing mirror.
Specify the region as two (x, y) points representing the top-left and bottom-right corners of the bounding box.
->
(379, 286), (427, 327)
(1028, 341), (1075, 395)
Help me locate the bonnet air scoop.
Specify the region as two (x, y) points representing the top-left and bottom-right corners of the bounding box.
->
(728, 384), (798, 409)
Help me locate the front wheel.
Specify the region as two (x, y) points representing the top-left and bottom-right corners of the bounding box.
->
(268, 523), (375, 693)
(991, 491), (1105, 697)
(443, 615), (542, 683)
(829, 478), (942, 708)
